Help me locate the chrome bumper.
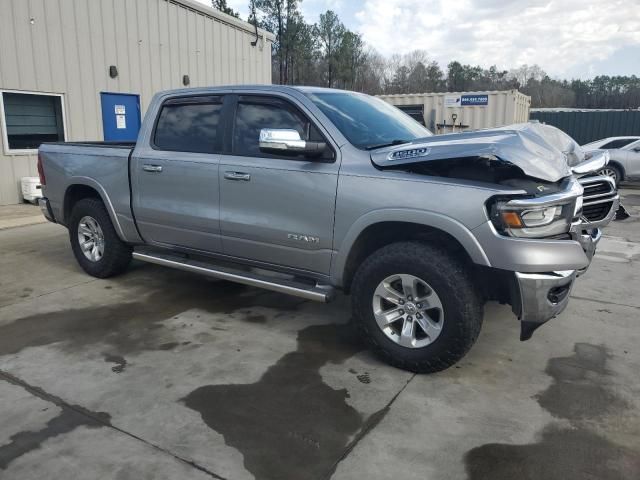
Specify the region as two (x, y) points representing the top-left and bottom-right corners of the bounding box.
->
(515, 270), (576, 340)
(515, 225), (603, 340)
(38, 197), (55, 223)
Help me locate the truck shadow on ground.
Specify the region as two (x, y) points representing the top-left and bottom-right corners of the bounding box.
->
(464, 343), (640, 480)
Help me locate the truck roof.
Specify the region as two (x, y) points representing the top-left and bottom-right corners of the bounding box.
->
(154, 85), (357, 97)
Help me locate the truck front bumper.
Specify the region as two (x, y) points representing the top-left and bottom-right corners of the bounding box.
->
(515, 270), (576, 340)
(514, 227), (602, 340)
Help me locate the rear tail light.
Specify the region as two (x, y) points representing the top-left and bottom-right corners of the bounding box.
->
(37, 152), (46, 186)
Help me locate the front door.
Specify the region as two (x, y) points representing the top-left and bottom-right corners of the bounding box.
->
(219, 95), (339, 275)
(100, 92), (141, 142)
(131, 95), (224, 252)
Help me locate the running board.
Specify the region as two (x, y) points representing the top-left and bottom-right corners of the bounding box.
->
(132, 251), (334, 303)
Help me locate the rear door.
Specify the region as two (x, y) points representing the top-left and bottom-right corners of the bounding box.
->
(218, 94), (339, 275)
(131, 95), (225, 252)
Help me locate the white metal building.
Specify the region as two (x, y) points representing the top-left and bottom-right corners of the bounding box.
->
(0, 0), (274, 205)
(379, 90), (531, 135)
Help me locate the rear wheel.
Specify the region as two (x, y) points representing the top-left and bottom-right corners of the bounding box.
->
(69, 198), (132, 278)
(351, 241), (483, 373)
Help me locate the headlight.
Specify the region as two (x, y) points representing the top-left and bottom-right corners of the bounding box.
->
(494, 203), (570, 237)
(488, 177), (583, 238)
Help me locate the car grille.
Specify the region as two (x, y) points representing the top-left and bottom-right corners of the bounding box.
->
(578, 176), (617, 223)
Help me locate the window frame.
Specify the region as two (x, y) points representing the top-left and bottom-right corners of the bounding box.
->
(228, 94), (336, 163)
(0, 89), (68, 155)
(150, 94), (226, 154)
(600, 138), (637, 150)
(622, 139), (640, 151)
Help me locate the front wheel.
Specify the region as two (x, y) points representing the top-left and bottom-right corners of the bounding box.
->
(599, 165), (622, 186)
(69, 198), (132, 278)
(351, 241), (483, 373)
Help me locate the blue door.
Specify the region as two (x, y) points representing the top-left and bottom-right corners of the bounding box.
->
(100, 92), (141, 142)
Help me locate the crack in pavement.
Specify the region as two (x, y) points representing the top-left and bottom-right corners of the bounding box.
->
(570, 295), (640, 310)
(0, 370), (227, 480)
(322, 373), (417, 480)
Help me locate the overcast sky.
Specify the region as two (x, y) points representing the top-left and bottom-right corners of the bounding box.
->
(198, 0), (640, 79)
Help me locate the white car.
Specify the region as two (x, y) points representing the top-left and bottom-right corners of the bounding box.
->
(582, 136), (640, 185)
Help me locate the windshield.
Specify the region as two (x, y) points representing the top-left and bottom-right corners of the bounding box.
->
(305, 91), (432, 149)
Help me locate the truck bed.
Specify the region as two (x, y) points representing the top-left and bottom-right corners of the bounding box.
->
(39, 141), (139, 241)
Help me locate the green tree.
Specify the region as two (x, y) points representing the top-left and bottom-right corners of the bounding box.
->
(254, 0), (301, 84)
(336, 30), (364, 89)
(211, 0), (239, 18)
(315, 10), (345, 87)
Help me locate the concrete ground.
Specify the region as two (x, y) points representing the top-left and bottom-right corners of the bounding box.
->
(1, 189), (639, 480)
(0, 203), (46, 231)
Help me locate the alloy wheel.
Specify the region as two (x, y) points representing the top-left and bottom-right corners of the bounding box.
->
(77, 215), (105, 262)
(372, 273), (444, 348)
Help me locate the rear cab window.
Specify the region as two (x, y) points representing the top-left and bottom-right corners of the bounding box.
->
(153, 95), (223, 153)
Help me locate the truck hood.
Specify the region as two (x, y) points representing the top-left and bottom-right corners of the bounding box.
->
(370, 122), (584, 183)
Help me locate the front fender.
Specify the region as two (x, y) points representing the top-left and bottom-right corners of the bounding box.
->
(330, 208), (491, 286)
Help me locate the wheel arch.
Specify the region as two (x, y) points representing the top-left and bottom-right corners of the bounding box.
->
(63, 178), (126, 240)
(608, 160), (626, 180)
(332, 209), (490, 292)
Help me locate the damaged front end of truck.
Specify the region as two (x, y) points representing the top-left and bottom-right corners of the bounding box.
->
(371, 122), (620, 340)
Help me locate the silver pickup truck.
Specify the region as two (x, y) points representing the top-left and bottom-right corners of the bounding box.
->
(38, 86), (619, 372)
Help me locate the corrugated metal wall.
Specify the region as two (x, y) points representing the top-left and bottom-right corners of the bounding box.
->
(0, 0), (274, 205)
(529, 110), (640, 145)
(378, 90), (531, 134)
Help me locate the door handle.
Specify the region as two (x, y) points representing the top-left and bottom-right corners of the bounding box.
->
(224, 171), (251, 181)
(142, 164), (163, 173)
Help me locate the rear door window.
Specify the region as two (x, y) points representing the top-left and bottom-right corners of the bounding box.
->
(154, 96), (222, 153)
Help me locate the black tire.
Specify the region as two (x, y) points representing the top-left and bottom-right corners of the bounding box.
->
(351, 241), (483, 373)
(69, 198), (132, 278)
(600, 164), (622, 187)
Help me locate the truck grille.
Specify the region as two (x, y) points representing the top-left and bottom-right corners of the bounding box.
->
(578, 176), (617, 224)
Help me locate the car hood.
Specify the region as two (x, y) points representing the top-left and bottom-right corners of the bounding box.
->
(370, 122), (584, 182)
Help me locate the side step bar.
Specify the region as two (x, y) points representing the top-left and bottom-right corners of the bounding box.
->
(132, 251), (334, 303)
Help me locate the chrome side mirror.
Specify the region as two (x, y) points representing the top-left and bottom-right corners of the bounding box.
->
(259, 128), (327, 157)
(259, 129), (306, 151)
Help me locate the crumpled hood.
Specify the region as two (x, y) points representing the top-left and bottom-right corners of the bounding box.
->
(370, 122), (584, 182)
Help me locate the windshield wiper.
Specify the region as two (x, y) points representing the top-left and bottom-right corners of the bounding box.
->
(364, 139), (411, 150)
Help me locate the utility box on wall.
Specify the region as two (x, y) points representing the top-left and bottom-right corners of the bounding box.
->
(378, 90), (531, 134)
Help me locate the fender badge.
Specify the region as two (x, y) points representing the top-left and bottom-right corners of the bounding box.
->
(387, 147), (431, 161)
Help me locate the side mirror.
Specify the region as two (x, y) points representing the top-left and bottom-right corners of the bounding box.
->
(633, 147), (640, 152)
(259, 128), (327, 157)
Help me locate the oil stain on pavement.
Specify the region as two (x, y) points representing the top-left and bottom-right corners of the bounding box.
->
(183, 323), (379, 480)
(464, 343), (640, 479)
(0, 400), (110, 470)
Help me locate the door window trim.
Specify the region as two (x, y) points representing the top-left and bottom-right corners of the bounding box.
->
(0, 89), (67, 155)
(228, 94), (336, 163)
(150, 94), (225, 154)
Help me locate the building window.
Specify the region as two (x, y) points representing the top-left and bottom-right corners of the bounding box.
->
(1, 91), (66, 153)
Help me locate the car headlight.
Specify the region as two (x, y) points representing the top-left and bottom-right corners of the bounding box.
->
(493, 203), (570, 237)
(488, 177), (583, 238)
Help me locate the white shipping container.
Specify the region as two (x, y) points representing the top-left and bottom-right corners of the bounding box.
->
(378, 90), (531, 135)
